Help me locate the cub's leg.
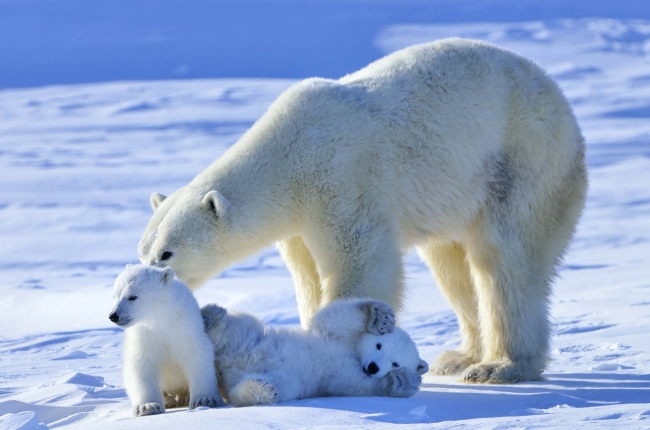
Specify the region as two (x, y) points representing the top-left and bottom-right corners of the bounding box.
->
(228, 376), (279, 407)
(125, 358), (165, 417)
(416, 241), (482, 375)
(309, 299), (395, 343)
(278, 237), (323, 329)
(185, 348), (224, 409)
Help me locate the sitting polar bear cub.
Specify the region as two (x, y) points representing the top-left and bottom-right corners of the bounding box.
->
(201, 298), (428, 406)
(109, 264), (224, 416)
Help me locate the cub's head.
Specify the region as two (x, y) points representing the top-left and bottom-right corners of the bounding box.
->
(109, 264), (176, 328)
(138, 187), (232, 290)
(358, 328), (428, 379)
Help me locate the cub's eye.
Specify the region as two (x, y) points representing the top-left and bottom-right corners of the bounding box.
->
(376, 343), (382, 350)
(392, 362), (399, 368)
(160, 251), (173, 261)
(128, 296), (138, 301)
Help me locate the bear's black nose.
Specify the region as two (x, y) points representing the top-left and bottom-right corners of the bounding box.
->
(367, 362), (379, 375)
(109, 312), (119, 323)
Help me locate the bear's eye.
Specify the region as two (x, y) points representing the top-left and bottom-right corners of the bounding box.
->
(392, 362), (399, 368)
(128, 296), (138, 301)
(160, 251), (173, 261)
(376, 343), (382, 350)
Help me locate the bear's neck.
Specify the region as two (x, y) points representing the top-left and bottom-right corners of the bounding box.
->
(192, 125), (303, 255)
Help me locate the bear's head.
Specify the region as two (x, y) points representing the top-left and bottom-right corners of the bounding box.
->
(109, 264), (176, 328)
(137, 187), (234, 290)
(358, 327), (429, 379)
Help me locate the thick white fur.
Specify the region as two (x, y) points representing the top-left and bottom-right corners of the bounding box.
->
(110, 264), (224, 417)
(202, 298), (426, 406)
(138, 38), (588, 383)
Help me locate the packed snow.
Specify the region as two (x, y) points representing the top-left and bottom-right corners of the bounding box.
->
(1, 2), (650, 429)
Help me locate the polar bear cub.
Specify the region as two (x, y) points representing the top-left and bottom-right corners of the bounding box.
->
(109, 264), (224, 417)
(201, 298), (427, 406)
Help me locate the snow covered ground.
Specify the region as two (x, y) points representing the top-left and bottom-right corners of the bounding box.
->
(2, 3), (650, 429)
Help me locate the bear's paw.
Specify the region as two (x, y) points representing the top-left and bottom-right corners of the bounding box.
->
(388, 368), (422, 398)
(189, 394), (225, 409)
(231, 379), (278, 407)
(433, 349), (478, 375)
(367, 302), (395, 335)
(133, 402), (163, 417)
(463, 360), (523, 384)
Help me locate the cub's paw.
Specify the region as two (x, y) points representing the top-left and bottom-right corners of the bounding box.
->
(387, 368), (422, 398)
(367, 302), (395, 335)
(433, 350), (478, 376)
(463, 360), (522, 384)
(230, 378), (278, 407)
(189, 394), (225, 409)
(247, 379), (278, 405)
(133, 402), (163, 417)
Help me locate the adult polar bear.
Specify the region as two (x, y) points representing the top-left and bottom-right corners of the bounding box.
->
(138, 39), (587, 384)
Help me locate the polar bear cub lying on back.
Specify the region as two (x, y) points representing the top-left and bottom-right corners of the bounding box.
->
(202, 298), (428, 406)
(109, 264), (224, 416)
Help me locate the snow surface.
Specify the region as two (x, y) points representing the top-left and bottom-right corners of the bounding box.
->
(2, 2), (650, 429)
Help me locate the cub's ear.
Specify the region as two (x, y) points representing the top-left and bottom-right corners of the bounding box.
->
(201, 304), (227, 331)
(202, 190), (230, 219)
(416, 359), (429, 375)
(150, 192), (167, 212)
(161, 267), (175, 285)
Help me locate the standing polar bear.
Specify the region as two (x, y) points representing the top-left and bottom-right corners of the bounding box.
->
(138, 38), (588, 384)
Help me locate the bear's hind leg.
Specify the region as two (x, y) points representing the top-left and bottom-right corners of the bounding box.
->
(229, 376), (278, 407)
(278, 237), (322, 329)
(417, 241), (482, 375)
(463, 224), (552, 384)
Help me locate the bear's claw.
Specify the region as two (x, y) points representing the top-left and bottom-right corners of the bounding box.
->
(189, 394), (225, 409)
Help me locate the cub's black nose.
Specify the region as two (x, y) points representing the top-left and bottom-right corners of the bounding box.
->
(109, 312), (119, 323)
(367, 362), (379, 375)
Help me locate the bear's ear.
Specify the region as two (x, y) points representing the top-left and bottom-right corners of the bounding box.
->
(202, 190), (230, 220)
(416, 359), (429, 375)
(150, 192), (167, 212)
(201, 304), (227, 331)
(161, 267), (175, 285)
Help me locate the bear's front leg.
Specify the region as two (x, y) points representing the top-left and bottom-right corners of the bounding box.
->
(124, 356), (165, 417)
(305, 212), (405, 320)
(185, 348), (225, 409)
(180, 332), (225, 409)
